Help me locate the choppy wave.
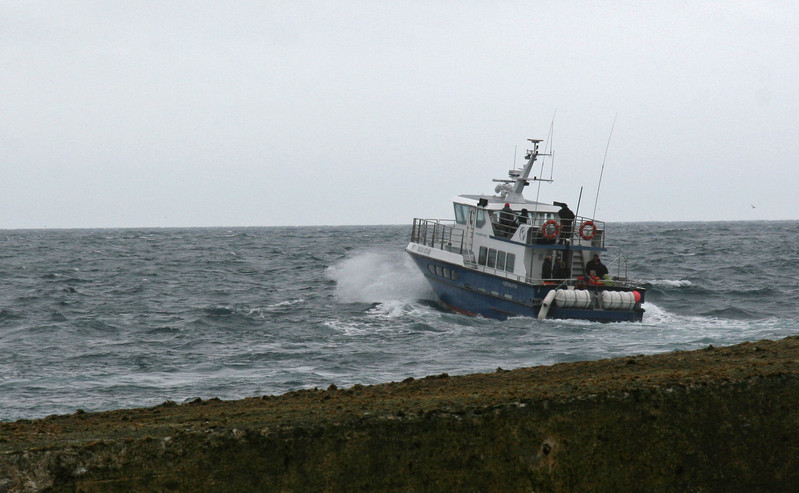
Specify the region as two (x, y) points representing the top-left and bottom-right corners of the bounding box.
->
(643, 279), (693, 287)
(0, 222), (797, 421)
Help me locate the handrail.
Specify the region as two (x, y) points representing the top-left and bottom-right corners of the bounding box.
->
(603, 249), (631, 280)
(411, 218), (465, 254)
(489, 211), (605, 247)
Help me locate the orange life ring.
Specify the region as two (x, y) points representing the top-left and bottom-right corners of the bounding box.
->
(579, 221), (596, 240)
(542, 220), (560, 239)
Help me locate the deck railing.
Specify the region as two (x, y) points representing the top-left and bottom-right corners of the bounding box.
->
(492, 214), (606, 247)
(411, 218), (466, 254)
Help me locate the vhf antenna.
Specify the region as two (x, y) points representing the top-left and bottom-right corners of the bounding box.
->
(592, 113), (617, 219)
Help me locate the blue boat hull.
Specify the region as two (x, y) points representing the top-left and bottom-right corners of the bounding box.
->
(408, 252), (644, 323)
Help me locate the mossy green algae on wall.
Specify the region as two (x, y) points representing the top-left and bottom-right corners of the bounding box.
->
(3, 338), (799, 492)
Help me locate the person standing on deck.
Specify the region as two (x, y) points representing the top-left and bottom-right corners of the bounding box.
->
(499, 203), (515, 237)
(541, 254), (553, 280)
(585, 254), (609, 278)
(552, 255), (568, 279)
(554, 202), (575, 244)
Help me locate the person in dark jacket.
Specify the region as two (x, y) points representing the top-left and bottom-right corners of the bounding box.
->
(554, 201), (575, 243)
(516, 208), (529, 226)
(552, 255), (568, 279)
(585, 254), (609, 278)
(499, 203), (515, 237)
(541, 254), (553, 280)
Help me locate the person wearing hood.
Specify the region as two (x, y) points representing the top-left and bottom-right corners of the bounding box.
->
(554, 201), (575, 243)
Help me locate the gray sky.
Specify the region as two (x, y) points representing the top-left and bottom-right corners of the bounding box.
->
(2, 1), (798, 228)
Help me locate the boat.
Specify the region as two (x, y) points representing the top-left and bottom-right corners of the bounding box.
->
(406, 138), (645, 322)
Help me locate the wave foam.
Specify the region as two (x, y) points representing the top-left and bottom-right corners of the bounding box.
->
(327, 250), (433, 304)
(644, 279), (692, 288)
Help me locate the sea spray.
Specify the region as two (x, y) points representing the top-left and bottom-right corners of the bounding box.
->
(326, 249), (432, 304)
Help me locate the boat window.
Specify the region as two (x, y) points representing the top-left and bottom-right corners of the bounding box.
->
(532, 212), (556, 225)
(478, 246), (514, 272)
(476, 209), (485, 227)
(426, 264), (459, 280)
(506, 253), (516, 272)
(454, 204), (467, 224)
(487, 249), (497, 268)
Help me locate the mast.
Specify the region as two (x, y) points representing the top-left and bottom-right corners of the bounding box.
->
(493, 139), (551, 202)
(512, 139), (542, 195)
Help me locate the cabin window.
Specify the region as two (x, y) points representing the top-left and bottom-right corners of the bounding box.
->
(477, 246), (514, 273)
(532, 212), (557, 225)
(487, 249), (497, 268)
(455, 204), (486, 227)
(506, 253), (515, 272)
(454, 204), (467, 224)
(476, 209), (485, 227)
(427, 264), (459, 281)
(496, 251), (506, 271)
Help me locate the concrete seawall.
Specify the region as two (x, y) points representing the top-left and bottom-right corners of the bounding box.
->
(3, 336), (799, 492)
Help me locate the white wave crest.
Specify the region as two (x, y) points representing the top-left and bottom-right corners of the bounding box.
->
(326, 250), (433, 304)
(269, 298), (305, 308)
(323, 319), (371, 336)
(366, 299), (437, 319)
(640, 302), (771, 333)
(644, 279), (692, 288)
(266, 299), (305, 310)
(637, 302), (676, 325)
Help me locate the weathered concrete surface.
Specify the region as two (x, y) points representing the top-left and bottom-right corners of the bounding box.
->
(3, 336), (799, 492)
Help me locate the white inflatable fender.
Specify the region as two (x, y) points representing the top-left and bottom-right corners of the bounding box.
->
(537, 290), (557, 320)
(600, 290), (637, 310)
(554, 289), (592, 309)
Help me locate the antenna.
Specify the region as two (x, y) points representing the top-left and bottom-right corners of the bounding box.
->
(546, 110), (556, 180)
(534, 111), (557, 207)
(592, 113), (617, 219)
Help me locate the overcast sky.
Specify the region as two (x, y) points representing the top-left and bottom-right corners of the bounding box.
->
(2, 1), (798, 228)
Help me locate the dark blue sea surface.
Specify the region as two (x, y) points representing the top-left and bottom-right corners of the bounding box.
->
(1, 221), (797, 421)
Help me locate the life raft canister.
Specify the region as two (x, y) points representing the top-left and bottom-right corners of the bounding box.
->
(542, 219), (560, 239)
(579, 221), (596, 240)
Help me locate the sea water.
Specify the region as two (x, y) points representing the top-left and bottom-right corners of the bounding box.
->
(0, 221), (797, 421)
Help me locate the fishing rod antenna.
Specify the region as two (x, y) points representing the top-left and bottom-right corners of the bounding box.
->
(592, 113), (617, 219)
